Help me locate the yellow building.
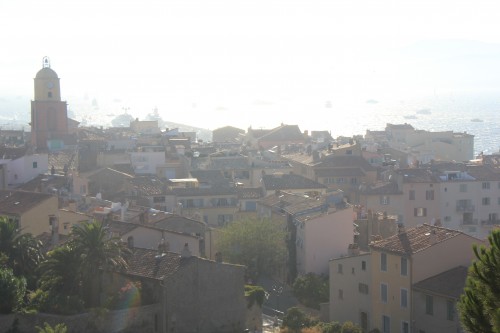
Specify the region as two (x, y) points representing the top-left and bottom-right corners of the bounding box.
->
(0, 190), (58, 236)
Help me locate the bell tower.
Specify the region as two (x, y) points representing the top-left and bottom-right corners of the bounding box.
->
(31, 57), (68, 150)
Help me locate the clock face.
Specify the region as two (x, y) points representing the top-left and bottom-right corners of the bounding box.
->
(46, 82), (54, 89)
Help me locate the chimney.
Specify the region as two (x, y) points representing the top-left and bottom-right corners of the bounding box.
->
(181, 243), (192, 258)
(397, 223), (406, 234)
(347, 243), (360, 256)
(50, 215), (59, 245)
(429, 229), (438, 245)
(158, 238), (168, 254)
(68, 200), (77, 212)
(127, 236), (134, 249)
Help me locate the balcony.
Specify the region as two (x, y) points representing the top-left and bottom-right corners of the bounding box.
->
(461, 219), (478, 226)
(481, 219), (500, 226)
(456, 204), (475, 213)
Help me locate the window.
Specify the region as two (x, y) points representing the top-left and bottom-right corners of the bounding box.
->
(381, 253), (387, 271)
(409, 190), (415, 200)
(425, 295), (434, 315)
(336, 177), (345, 184)
(414, 207), (427, 217)
(338, 289), (343, 300)
(350, 177), (357, 184)
(381, 283), (388, 303)
(359, 283), (369, 294)
(33, 161), (38, 168)
(48, 92), (52, 98)
(382, 315), (390, 333)
(352, 267), (355, 274)
(482, 197), (491, 206)
(402, 321), (409, 333)
(489, 213), (498, 222)
(482, 182), (490, 189)
(400, 288), (408, 308)
(459, 184), (467, 192)
(361, 260), (366, 271)
(400, 257), (408, 276)
(217, 214), (233, 226)
(380, 196), (390, 205)
(153, 196), (165, 203)
(446, 300), (455, 321)
(425, 190), (434, 200)
(338, 264), (343, 274)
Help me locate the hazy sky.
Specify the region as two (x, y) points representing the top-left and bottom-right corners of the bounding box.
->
(1, 0), (500, 126)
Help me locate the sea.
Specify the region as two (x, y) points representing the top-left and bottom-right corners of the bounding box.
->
(1, 90), (499, 156)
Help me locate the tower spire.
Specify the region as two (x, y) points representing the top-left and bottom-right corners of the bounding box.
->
(42, 56), (50, 68)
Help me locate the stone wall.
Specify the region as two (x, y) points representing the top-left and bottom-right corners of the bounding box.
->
(0, 304), (161, 333)
(165, 257), (246, 333)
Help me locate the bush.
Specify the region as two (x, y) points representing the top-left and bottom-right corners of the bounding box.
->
(36, 322), (68, 333)
(245, 285), (266, 308)
(292, 273), (329, 309)
(0, 267), (26, 313)
(30, 289), (84, 315)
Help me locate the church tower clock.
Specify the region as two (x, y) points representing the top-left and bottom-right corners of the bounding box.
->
(31, 57), (68, 150)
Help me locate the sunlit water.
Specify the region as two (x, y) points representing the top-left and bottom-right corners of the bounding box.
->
(1, 91), (499, 156)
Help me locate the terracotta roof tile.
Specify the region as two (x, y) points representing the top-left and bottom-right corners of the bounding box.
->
(262, 173), (326, 191)
(0, 190), (55, 215)
(370, 224), (463, 255)
(124, 248), (182, 280)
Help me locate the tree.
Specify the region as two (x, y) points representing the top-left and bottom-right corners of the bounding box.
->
(282, 307), (314, 332)
(215, 218), (286, 279)
(292, 273), (329, 309)
(70, 220), (130, 308)
(38, 245), (82, 297)
(0, 267), (26, 313)
(0, 217), (43, 287)
(458, 229), (500, 333)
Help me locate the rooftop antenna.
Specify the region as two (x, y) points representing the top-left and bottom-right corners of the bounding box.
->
(42, 56), (50, 68)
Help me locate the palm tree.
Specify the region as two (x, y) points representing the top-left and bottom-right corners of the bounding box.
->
(38, 245), (82, 296)
(0, 217), (43, 285)
(70, 220), (130, 307)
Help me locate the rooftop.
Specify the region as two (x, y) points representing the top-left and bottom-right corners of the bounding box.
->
(413, 266), (469, 299)
(370, 224), (464, 255)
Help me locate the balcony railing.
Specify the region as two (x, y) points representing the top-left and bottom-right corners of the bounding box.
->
(481, 219), (500, 226)
(456, 204), (475, 212)
(460, 218), (478, 226)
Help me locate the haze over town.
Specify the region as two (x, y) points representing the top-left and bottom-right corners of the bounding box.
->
(2, 0), (500, 131)
(1, 1), (500, 333)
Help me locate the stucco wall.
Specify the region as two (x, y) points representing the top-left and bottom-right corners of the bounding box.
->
(165, 258), (246, 333)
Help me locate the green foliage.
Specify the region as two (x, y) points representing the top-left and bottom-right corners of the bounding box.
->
(314, 321), (342, 333)
(244, 285), (265, 308)
(34, 220), (130, 312)
(35, 322), (67, 333)
(216, 218), (286, 279)
(36, 322), (68, 333)
(69, 220), (130, 308)
(29, 288), (84, 315)
(0, 267), (26, 314)
(340, 321), (362, 333)
(292, 273), (329, 309)
(458, 230), (500, 333)
(0, 216), (43, 287)
(282, 307), (316, 332)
